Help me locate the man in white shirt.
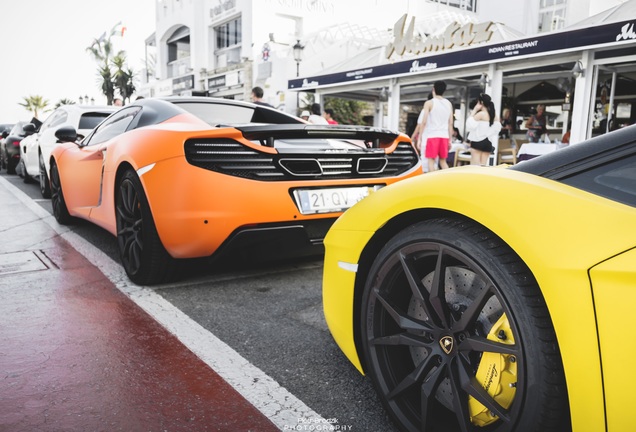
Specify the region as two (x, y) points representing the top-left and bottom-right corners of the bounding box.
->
(308, 103), (328, 125)
(417, 81), (454, 172)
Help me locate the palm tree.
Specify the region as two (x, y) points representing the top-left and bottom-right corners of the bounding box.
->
(98, 63), (115, 105)
(18, 95), (50, 119)
(87, 23), (123, 105)
(55, 98), (76, 109)
(112, 53), (136, 104)
(122, 66), (136, 103)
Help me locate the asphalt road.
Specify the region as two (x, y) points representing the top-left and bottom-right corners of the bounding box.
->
(1, 170), (399, 432)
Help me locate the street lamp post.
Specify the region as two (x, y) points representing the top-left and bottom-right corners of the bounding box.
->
(293, 39), (304, 114)
(293, 39), (304, 77)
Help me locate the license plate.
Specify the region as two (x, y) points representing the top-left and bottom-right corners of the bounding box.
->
(294, 186), (379, 215)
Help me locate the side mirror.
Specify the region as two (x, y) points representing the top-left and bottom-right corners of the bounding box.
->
(22, 123), (37, 136)
(55, 125), (78, 143)
(1, 130), (8, 139)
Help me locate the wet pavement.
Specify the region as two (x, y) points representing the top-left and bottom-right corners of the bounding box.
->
(0, 177), (278, 431)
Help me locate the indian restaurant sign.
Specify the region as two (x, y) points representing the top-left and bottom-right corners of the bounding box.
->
(289, 19), (636, 91)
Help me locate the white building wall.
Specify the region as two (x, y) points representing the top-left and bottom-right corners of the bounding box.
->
(143, 0), (630, 113)
(473, 1), (540, 35)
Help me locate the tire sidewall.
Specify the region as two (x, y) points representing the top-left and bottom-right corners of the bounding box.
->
(50, 161), (72, 225)
(116, 169), (173, 285)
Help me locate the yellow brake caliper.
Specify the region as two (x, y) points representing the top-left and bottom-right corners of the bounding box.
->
(468, 313), (517, 427)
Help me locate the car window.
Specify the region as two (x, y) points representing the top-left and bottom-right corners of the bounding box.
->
(561, 152), (636, 208)
(174, 102), (256, 125)
(49, 111), (68, 129)
(39, 112), (59, 132)
(84, 107), (141, 146)
(10, 122), (25, 136)
(78, 112), (111, 130)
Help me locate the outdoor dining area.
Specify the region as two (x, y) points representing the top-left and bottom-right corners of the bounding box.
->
(450, 138), (566, 167)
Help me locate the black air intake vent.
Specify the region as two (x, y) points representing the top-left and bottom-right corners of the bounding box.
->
(185, 139), (419, 181)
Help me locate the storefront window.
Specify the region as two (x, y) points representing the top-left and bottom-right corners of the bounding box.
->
(591, 62), (636, 137)
(216, 17), (242, 50)
(539, 0), (567, 32)
(167, 26), (190, 62)
(167, 26), (191, 78)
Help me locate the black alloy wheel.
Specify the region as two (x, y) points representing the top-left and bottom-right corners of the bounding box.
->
(115, 169), (177, 285)
(49, 160), (73, 225)
(39, 153), (51, 197)
(361, 218), (569, 432)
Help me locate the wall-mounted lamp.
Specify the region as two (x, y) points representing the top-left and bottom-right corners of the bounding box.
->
(379, 87), (390, 102)
(478, 73), (490, 89)
(571, 60), (585, 78)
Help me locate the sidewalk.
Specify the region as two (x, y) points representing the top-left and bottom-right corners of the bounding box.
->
(0, 176), (278, 432)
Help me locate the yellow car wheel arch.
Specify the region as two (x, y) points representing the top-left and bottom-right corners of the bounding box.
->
(358, 217), (569, 431)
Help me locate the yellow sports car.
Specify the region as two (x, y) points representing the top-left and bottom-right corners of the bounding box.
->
(322, 124), (636, 431)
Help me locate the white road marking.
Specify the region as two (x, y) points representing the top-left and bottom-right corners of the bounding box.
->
(1, 176), (325, 430)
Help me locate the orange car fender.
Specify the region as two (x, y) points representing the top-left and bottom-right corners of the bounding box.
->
(89, 119), (234, 233)
(139, 155), (417, 259)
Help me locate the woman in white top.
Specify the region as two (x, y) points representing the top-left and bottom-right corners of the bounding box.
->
(466, 93), (502, 166)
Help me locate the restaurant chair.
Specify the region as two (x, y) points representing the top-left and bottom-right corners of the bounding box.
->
(497, 139), (517, 165)
(454, 149), (471, 166)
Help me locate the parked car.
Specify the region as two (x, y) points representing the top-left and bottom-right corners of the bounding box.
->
(0, 123), (13, 136)
(1, 121), (28, 174)
(0, 123), (14, 171)
(322, 124), (636, 432)
(49, 97), (421, 285)
(20, 104), (116, 197)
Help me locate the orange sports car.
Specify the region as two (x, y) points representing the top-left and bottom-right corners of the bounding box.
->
(49, 97), (421, 285)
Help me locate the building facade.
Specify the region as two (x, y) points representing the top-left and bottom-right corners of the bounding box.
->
(138, 0), (635, 160)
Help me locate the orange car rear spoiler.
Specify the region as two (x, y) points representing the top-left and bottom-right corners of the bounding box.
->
(235, 124), (400, 148)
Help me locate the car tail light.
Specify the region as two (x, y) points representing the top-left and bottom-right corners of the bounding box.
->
(11, 140), (20, 147)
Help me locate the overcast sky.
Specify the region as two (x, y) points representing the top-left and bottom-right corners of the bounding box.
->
(0, 0), (155, 123)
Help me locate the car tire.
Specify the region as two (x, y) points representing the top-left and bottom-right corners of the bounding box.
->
(360, 217), (569, 432)
(39, 153), (51, 198)
(116, 169), (178, 285)
(7, 152), (16, 174)
(50, 160), (74, 225)
(20, 159), (35, 183)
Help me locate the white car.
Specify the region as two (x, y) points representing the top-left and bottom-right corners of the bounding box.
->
(20, 104), (117, 197)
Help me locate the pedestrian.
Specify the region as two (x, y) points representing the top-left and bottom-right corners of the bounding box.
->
(308, 103), (328, 124)
(466, 93), (502, 166)
(417, 82), (453, 172)
(525, 104), (546, 142)
(411, 92), (433, 146)
(323, 108), (338, 124)
(452, 127), (463, 143)
(500, 108), (513, 139)
(251, 86), (274, 107)
(300, 110), (311, 121)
